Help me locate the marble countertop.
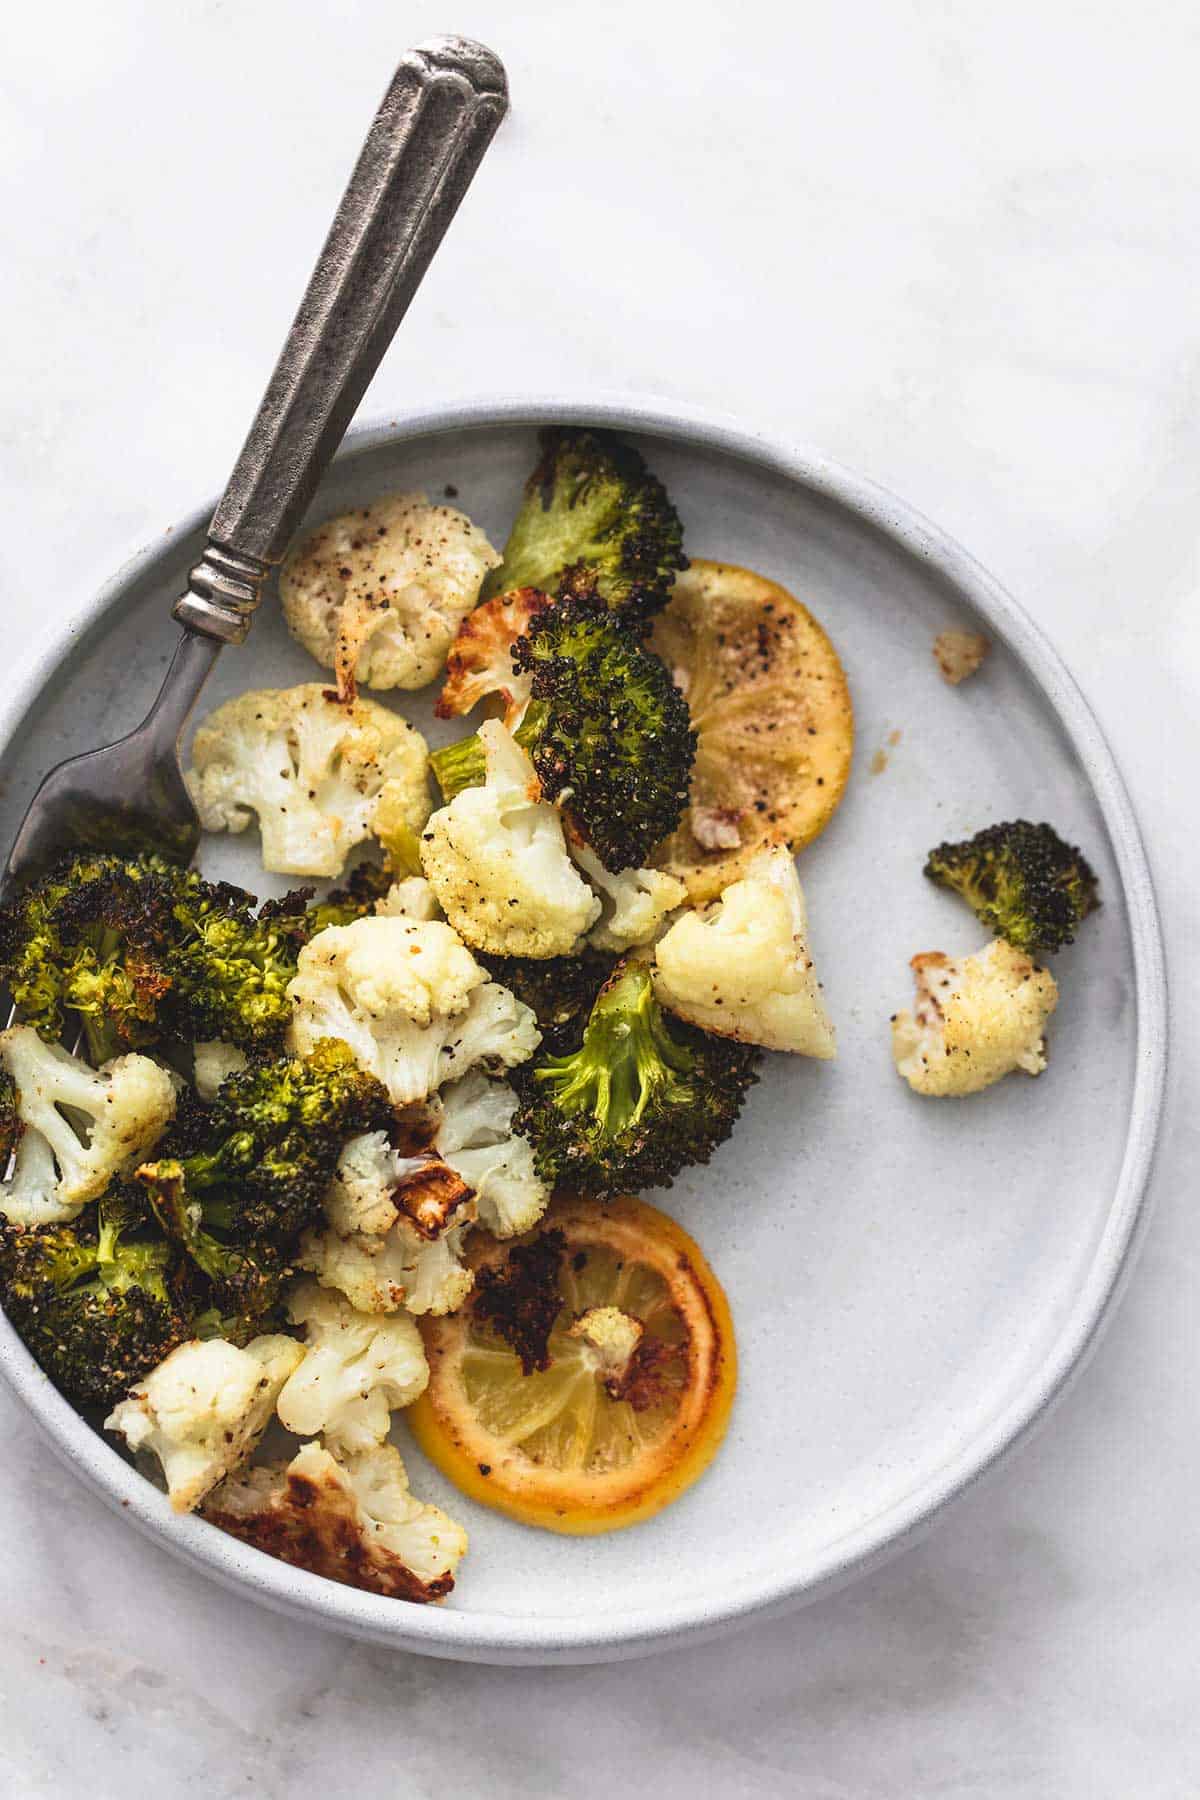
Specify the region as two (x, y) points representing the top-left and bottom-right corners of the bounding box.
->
(2, 2), (1197, 1792)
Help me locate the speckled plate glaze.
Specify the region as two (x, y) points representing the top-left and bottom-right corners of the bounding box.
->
(0, 399), (1166, 1665)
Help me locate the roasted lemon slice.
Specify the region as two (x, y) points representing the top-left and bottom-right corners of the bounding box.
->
(406, 1196), (736, 1534)
(649, 559), (853, 903)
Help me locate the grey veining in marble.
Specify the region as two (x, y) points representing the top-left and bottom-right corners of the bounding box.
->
(1, 0), (1197, 1792)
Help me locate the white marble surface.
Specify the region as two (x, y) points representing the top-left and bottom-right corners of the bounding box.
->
(1, 1), (1197, 1792)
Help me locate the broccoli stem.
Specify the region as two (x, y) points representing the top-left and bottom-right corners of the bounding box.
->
(534, 966), (694, 1139)
(430, 704), (547, 802)
(80, 1013), (123, 1068)
(429, 733), (487, 802)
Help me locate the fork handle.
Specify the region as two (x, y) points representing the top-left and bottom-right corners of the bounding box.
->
(175, 37), (508, 644)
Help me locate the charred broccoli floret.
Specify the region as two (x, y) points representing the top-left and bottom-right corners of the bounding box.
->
(511, 596), (696, 870)
(0, 1194), (194, 1409)
(0, 854), (173, 1063)
(514, 963), (759, 1200)
(137, 1042), (392, 1333)
(137, 1160), (285, 1326)
(924, 820), (1100, 955)
(477, 947), (616, 1055)
(140, 1040), (394, 1250)
(431, 596), (696, 871)
(0, 854), (307, 1063)
(479, 428), (687, 623)
(154, 867), (307, 1050)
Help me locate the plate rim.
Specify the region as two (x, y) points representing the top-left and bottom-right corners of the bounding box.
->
(0, 393), (1168, 1664)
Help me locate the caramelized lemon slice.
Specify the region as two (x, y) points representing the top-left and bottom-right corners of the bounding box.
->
(406, 1196), (736, 1534)
(649, 559), (853, 902)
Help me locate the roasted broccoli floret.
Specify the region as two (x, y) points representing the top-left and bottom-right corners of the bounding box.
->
(512, 596), (696, 870)
(924, 820), (1100, 955)
(0, 1195), (194, 1409)
(137, 1160), (286, 1325)
(479, 428), (687, 623)
(431, 596), (696, 871)
(514, 963), (759, 1200)
(0, 854), (174, 1064)
(0, 853), (308, 1062)
(136, 1042), (392, 1334)
(140, 1040), (394, 1251)
(477, 947), (616, 1055)
(157, 868), (308, 1050)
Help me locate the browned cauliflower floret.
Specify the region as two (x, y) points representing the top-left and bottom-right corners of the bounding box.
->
(286, 914), (540, 1105)
(565, 1306), (645, 1394)
(891, 937), (1059, 1096)
(301, 1068), (549, 1317)
(300, 1134), (478, 1318)
(203, 1440), (467, 1602)
(280, 492), (500, 700)
(435, 586), (551, 720)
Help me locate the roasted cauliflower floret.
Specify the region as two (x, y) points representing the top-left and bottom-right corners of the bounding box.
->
(301, 1133), (477, 1318)
(566, 1306), (645, 1396)
(435, 586), (550, 720)
(0, 1026), (176, 1224)
(301, 1208), (475, 1319)
(300, 1072), (547, 1313)
(652, 846), (836, 1057)
(0, 1129), (72, 1230)
(276, 1281), (429, 1453)
(191, 1040), (249, 1103)
(891, 938), (1059, 1096)
(570, 840), (685, 953)
(186, 685), (431, 879)
(374, 876), (440, 922)
(420, 720), (600, 959)
(286, 914), (540, 1105)
(279, 492), (500, 701)
(322, 1130), (414, 1239)
(204, 1439), (467, 1602)
(432, 1070), (549, 1239)
(104, 1334), (303, 1513)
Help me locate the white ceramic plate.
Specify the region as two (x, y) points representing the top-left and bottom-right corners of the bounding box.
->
(0, 400), (1166, 1665)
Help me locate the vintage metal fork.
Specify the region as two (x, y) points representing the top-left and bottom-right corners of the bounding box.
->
(1, 35), (507, 902)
